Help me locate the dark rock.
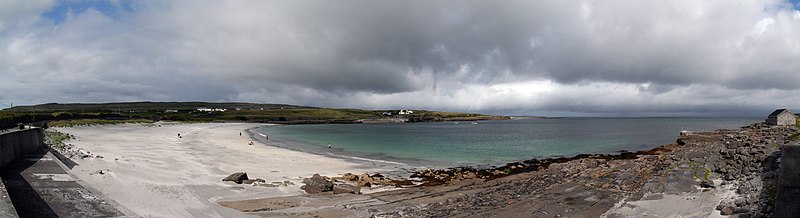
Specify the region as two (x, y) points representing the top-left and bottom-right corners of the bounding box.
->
(733, 207), (750, 214)
(734, 198), (746, 207)
(392, 180), (415, 187)
(339, 173), (359, 181)
(676, 138), (686, 146)
(223, 172), (249, 184)
(357, 180), (372, 188)
(242, 178), (265, 184)
(700, 180), (715, 188)
(721, 206), (735, 215)
(717, 200), (733, 210)
(301, 174), (334, 194)
(332, 184), (361, 194)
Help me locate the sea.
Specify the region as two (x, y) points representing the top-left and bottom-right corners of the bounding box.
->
(250, 117), (762, 168)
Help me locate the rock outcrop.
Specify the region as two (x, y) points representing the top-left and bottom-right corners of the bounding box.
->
(223, 172), (249, 184)
(301, 174), (334, 194)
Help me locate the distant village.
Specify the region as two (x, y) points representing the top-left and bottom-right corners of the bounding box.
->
(188, 107), (416, 116)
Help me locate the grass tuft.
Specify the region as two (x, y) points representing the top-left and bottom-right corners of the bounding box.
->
(45, 130), (73, 151)
(49, 119), (154, 127)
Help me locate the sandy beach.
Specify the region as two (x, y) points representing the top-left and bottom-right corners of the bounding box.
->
(56, 123), (393, 217)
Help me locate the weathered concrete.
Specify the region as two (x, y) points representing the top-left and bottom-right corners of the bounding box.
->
(0, 148), (124, 217)
(0, 128), (45, 166)
(775, 144), (800, 217)
(0, 177), (18, 217)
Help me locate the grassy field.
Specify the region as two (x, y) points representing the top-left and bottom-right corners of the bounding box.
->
(45, 130), (73, 151)
(48, 119), (155, 127)
(0, 102), (503, 128)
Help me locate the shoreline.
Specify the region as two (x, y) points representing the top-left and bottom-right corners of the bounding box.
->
(244, 125), (415, 176)
(218, 122), (795, 217)
(47, 120), (789, 217)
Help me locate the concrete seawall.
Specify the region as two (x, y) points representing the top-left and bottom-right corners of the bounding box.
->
(1, 128), (45, 218)
(0, 128), (46, 167)
(775, 144), (800, 216)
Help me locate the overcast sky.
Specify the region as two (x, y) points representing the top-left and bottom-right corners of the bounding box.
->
(1, 0), (800, 116)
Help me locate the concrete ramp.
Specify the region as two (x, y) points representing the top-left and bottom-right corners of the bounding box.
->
(1, 148), (125, 217)
(0, 176), (18, 217)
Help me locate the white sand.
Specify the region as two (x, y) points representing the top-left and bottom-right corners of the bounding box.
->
(57, 122), (387, 217)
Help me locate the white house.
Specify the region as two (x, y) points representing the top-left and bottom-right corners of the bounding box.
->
(767, 109), (796, 126)
(197, 108), (227, 112)
(398, 109), (414, 115)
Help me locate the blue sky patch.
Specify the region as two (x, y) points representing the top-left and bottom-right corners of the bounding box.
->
(42, 0), (134, 23)
(791, 0), (800, 9)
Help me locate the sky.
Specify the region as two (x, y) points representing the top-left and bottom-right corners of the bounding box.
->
(1, 0), (800, 116)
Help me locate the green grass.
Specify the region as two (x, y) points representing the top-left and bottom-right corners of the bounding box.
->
(688, 160), (712, 181)
(49, 119), (154, 127)
(790, 132), (800, 141)
(767, 183), (777, 207)
(45, 130), (73, 151)
(2, 102), (501, 127)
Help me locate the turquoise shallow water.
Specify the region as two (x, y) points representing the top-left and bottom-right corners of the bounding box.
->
(254, 117), (761, 167)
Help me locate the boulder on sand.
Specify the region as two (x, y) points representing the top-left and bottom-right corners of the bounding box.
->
(301, 174), (334, 194)
(356, 173), (377, 188)
(223, 172), (249, 184)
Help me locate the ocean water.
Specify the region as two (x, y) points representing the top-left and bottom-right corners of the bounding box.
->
(253, 117), (761, 168)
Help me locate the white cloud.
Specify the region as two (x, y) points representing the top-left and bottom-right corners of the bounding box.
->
(0, 0), (55, 30)
(1, 0), (800, 116)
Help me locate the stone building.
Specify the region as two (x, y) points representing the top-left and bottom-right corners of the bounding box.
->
(767, 109), (796, 126)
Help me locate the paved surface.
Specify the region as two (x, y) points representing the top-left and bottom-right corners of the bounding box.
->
(0, 148), (124, 217)
(0, 176), (18, 217)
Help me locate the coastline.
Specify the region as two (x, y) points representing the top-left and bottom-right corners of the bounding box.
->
(217, 122), (794, 217)
(251, 117), (762, 170)
(48, 120), (792, 217)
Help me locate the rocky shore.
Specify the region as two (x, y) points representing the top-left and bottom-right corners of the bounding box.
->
(219, 122), (797, 217)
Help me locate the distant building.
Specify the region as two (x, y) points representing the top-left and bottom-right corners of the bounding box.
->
(398, 109), (414, 115)
(767, 109), (796, 126)
(381, 112), (392, 116)
(197, 108), (227, 112)
(165, 109), (178, 113)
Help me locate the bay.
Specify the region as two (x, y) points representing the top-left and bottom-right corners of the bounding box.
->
(255, 117), (761, 168)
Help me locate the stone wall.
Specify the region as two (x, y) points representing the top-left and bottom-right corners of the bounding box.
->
(775, 144), (800, 216)
(777, 113), (796, 126)
(0, 128), (45, 166)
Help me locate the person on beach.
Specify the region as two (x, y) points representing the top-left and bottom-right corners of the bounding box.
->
(328, 143), (332, 149)
(178, 133), (181, 138)
(239, 132), (242, 136)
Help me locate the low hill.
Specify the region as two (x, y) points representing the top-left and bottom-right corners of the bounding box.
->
(3, 101), (311, 113)
(0, 102), (508, 129)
